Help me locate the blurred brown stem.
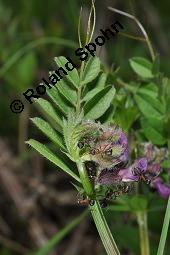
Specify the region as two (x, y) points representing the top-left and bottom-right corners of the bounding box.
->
(137, 211), (150, 255)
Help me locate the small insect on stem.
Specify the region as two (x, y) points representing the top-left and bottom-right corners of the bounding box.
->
(105, 149), (112, 156)
(100, 189), (114, 208)
(77, 141), (85, 149)
(77, 193), (95, 206)
(84, 161), (97, 181)
(100, 183), (133, 208)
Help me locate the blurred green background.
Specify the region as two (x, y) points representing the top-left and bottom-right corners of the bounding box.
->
(0, 0), (170, 254)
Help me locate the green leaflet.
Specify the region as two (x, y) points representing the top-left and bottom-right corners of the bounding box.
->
(26, 139), (81, 183)
(82, 57), (101, 85)
(99, 105), (114, 124)
(96, 73), (107, 88)
(84, 85), (116, 119)
(134, 94), (163, 119)
(129, 57), (154, 78)
(83, 87), (104, 102)
(82, 73), (107, 102)
(57, 79), (77, 106)
(138, 93), (165, 114)
(141, 119), (166, 145)
(47, 87), (71, 115)
(144, 116), (166, 135)
(114, 106), (139, 131)
(31, 117), (65, 150)
(55, 56), (79, 88)
(138, 83), (158, 99)
(35, 98), (63, 128)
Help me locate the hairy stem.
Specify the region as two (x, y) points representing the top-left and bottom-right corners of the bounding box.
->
(76, 87), (82, 115)
(76, 160), (94, 197)
(157, 195), (170, 255)
(76, 161), (120, 255)
(137, 211), (150, 255)
(90, 201), (121, 255)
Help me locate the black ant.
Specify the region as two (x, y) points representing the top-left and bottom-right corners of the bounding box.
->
(100, 188), (114, 208)
(100, 184), (133, 208)
(84, 161), (98, 182)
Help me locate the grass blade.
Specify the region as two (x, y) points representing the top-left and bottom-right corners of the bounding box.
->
(35, 210), (88, 255)
(157, 195), (170, 255)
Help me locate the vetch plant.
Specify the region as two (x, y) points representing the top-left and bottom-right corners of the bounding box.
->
(26, 3), (170, 255)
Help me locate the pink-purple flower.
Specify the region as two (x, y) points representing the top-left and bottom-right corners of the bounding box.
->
(152, 177), (170, 198)
(97, 141), (170, 199)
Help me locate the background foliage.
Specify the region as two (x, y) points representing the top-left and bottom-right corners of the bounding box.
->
(0, 0), (170, 254)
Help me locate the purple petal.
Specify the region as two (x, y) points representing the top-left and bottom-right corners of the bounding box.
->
(136, 158), (148, 173)
(152, 177), (170, 198)
(98, 168), (122, 185)
(119, 131), (128, 147)
(118, 168), (139, 182)
(119, 147), (129, 165)
(118, 158), (148, 182)
(155, 182), (170, 198)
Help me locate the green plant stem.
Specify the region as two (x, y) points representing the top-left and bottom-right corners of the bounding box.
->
(119, 32), (146, 42)
(76, 160), (94, 197)
(90, 200), (120, 255)
(108, 7), (155, 61)
(76, 161), (120, 255)
(157, 195), (170, 255)
(76, 86), (82, 115)
(137, 211), (150, 255)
